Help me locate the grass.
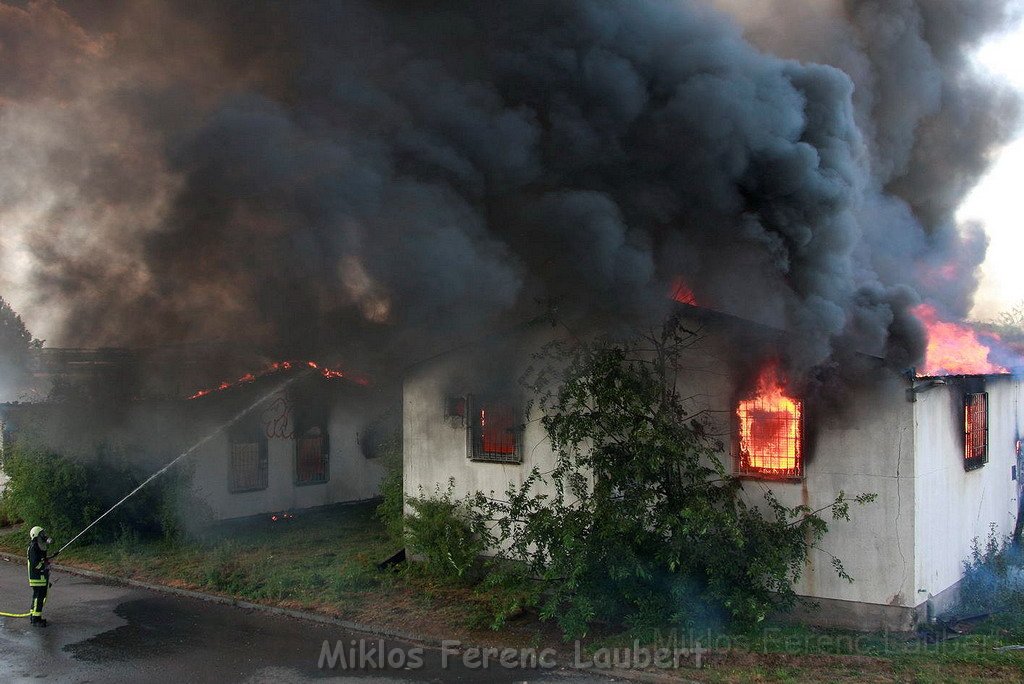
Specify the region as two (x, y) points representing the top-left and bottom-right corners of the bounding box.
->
(0, 502), (557, 645)
(1, 508), (1023, 682)
(0, 502), (398, 614)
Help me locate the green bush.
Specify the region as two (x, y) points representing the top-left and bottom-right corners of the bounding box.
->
(0, 489), (17, 527)
(0, 438), (194, 547)
(1, 443), (98, 544)
(472, 318), (874, 638)
(467, 561), (543, 630)
(953, 524), (1024, 621)
(372, 424), (404, 544)
(405, 481), (490, 581)
(376, 468), (404, 543)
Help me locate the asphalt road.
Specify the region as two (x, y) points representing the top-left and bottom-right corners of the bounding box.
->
(0, 557), (609, 684)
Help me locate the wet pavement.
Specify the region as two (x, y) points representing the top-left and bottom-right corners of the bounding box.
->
(0, 557), (609, 683)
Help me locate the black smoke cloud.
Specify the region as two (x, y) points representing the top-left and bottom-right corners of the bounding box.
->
(0, 0), (1018, 380)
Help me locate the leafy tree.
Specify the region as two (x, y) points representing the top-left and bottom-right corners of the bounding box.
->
(0, 296), (41, 396)
(471, 316), (874, 639)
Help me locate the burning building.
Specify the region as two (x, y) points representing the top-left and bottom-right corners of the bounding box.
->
(0, 358), (395, 522)
(181, 362), (391, 520)
(403, 305), (1024, 631)
(0, 0), (1020, 631)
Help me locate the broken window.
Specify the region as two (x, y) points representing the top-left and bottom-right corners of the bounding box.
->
(736, 389), (803, 479)
(296, 425), (330, 484)
(467, 396), (521, 464)
(228, 418), (268, 493)
(964, 392), (988, 471)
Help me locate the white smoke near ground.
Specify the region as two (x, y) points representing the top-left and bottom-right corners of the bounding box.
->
(0, 0), (1018, 382)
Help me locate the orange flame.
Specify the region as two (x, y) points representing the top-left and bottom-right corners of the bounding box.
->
(912, 304), (1008, 377)
(737, 364), (802, 478)
(187, 360), (369, 400)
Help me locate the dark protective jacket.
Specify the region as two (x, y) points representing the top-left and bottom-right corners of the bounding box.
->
(27, 540), (49, 587)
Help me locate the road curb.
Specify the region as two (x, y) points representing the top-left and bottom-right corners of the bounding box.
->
(0, 551), (698, 682)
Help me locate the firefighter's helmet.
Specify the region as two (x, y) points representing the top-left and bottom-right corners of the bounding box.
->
(29, 526), (45, 541)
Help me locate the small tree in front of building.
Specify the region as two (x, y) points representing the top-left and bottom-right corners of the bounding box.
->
(471, 316), (874, 639)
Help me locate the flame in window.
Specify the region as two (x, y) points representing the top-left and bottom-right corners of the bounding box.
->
(964, 393), (988, 469)
(737, 364), (802, 478)
(480, 405), (517, 455)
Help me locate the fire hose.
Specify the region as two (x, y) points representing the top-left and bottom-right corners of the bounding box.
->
(0, 375), (300, 620)
(0, 557), (57, 618)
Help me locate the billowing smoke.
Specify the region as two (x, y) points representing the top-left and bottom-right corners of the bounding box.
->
(0, 0), (1018, 380)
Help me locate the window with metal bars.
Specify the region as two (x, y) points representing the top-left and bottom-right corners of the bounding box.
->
(467, 396), (521, 464)
(736, 394), (803, 479)
(229, 441), (268, 492)
(964, 392), (988, 471)
(296, 426), (330, 484)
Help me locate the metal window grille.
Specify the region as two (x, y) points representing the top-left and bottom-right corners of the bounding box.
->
(296, 430), (330, 484)
(964, 393), (988, 471)
(229, 441), (268, 492)
(467, 396), (521, 464)
(736, 396), (803, 479)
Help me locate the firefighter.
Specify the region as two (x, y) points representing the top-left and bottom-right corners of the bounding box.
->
(27, 526), (55, 627)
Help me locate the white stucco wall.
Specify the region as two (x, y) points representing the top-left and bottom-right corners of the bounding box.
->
(402, 321), (922, 615)
(759, 373), (917, 609)
(913, 376), (1022, 607)
(403, 352), (558, 507)
(190, 388), (387, 520)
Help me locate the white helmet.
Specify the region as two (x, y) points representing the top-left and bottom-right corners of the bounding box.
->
(29, 526), (45, 540)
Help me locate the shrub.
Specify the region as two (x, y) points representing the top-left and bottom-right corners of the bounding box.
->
(472, 317), (874, 638)
(953, 524), (1024, 620)
(405, 481), (491, 581)
(467, 561), (543, 630)
(1, 438), (196, 547)
(0, 488), (17, 527)
(371, 423), (404, 543)
(1, 443), (98, 544)
(376, 468), (404, 543)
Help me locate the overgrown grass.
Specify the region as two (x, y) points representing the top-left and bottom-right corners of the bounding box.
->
(2, 504), (1021, 683)
(0, 501), (396, 614)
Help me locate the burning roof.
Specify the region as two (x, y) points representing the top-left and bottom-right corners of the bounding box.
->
(0, 2), (1018, 389)
(187, 361), (369, 400)
(912, 304), (1018, 378)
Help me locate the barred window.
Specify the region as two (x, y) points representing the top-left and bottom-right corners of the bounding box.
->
(468, 396), (521, 464)
(736, 392), (803, 479)
(964, 393), (988, 471)
(296, 426), (330, 485)
(229, 440), (267, 492)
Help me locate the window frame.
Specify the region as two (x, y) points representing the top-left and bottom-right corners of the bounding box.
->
(295, 426), (331, 486)
(964, 392), (989, 472)
(228, 438), (269, 493)
(734, 394), (805, 481)
(466, 394), (523, 465)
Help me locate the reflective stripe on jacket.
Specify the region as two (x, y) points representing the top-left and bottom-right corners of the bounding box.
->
(27, 541), (48, 586)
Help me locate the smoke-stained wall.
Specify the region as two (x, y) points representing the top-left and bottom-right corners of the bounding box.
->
(0, 1), (1018, 383)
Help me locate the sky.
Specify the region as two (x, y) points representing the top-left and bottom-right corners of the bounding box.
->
(962, 15), (1024, 321)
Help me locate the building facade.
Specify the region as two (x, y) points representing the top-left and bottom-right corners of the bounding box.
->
(403, 315), (1023, 631)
